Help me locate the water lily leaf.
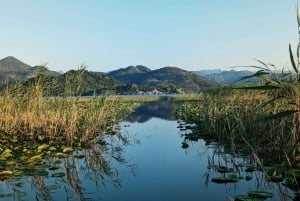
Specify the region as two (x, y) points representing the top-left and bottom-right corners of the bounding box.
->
(1, 149), (12, 159)
(248, 191), (272, 198)
(245, 166), (256, 172)
(267, 176), (283, 183)
(14, 171), (23, 176)
(49, 146), (57, 151)
(55, 153), (65, 158)
(24, 163), (38, 171)
(37, 144), (49, 151)
(19, 156), (29, 162)
(235, 195), (264, 201)
(207, 164), (219, 170)
(217, 166), (233, 173)
(226, 174), (242, 180)
(35, 169), (49, 176)
(0, 157), (7, 161)
(46, 184), (60, 191)
(26, 155), (43, 164)
(211, 177), (238, 183)
(48, 166), (60, 170)
(286, 169), (300, 179)
(52, 172), (65, 177)
(0, 170), (13, 175)
(62, 147), (73, 154)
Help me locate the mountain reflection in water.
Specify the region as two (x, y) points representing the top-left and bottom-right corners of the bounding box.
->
(0, 97), (294, 201)
(126, 96), (179, 122)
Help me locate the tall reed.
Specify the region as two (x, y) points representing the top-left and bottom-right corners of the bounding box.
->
(0, 71), (140, 147)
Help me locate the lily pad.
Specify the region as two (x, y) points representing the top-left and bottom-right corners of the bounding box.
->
(6, 161), (16, 166)
(235, 195), (264, 201)
(248, 191), (272, 199)
(52, 172), (65, 177)
(1, 149), (12, 159)
(49, 146), (57, 151)
(217, 166), (233, 173)
(267, 175), (283, 183)
(28, 169), (49, 176)
(207, 164), (219, 170)
(211, 177), (239, 183)
(245, 166), (256, 172)
(0, 170), (13, 175)
(48, 166), (60, 170)
(37, 144), (49, 151)
(55, 153), (65, 158)
(286, 169), (300, 179)
(62, 147), (73, 154)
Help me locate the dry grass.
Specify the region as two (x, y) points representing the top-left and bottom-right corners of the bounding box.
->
(0, 82), (141, 146)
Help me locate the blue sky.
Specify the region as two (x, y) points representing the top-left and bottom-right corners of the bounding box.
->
(0, 0), (298, 72)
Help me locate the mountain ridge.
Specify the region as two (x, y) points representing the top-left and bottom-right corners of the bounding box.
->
(0, 56), (223, 94)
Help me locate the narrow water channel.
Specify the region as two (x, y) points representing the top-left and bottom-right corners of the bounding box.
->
(0, 97), (294, 200)
(92, 97), (293, 201)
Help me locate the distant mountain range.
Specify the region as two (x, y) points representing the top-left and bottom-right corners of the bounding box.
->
(107, 65), (218, 93)
(193, 69), (258, 84)
(0, 56), (259, 95)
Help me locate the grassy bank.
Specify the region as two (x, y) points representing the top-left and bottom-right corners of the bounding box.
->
(175, 75), (299, 196)
(0, 81), (148, 148)
(0, 79), (160, 183)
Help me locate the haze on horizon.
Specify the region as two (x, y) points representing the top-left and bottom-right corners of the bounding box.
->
(0, 0), (298, 72)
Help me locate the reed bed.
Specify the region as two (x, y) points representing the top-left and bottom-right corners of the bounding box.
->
(175, 87), (299, 164)
(0, 81), (141, 147)
(175, 81), (300, 197)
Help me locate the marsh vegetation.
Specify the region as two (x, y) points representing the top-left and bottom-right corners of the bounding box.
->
(175, 43), (300, 201)
(0, 3), (300, 201)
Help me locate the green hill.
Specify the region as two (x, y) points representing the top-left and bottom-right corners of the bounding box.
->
(107, 65), (151, 84)
(109, 66), (219, 93)
(0, 56), (31, 72)
(0, 56), (219, 95)
(0, 56), (60, 89)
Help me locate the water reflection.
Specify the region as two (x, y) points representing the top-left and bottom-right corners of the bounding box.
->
(0, 129), (134, 201)
(0, 98), (296, 200)
(179, 120), (295, 201)
(126, 96), (179, 122)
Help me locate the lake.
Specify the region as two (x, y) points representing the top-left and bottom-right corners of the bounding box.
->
(0, 97), (294, 200)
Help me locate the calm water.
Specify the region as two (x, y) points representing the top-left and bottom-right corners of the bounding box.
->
(0, 98), (294, 200)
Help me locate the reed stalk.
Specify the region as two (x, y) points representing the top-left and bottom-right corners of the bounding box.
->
(0, 74), (140, 147)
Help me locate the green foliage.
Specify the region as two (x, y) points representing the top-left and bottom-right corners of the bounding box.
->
(21, 68), (124, 96)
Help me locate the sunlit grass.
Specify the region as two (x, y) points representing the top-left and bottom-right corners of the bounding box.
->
(0, 82), (147, 147)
